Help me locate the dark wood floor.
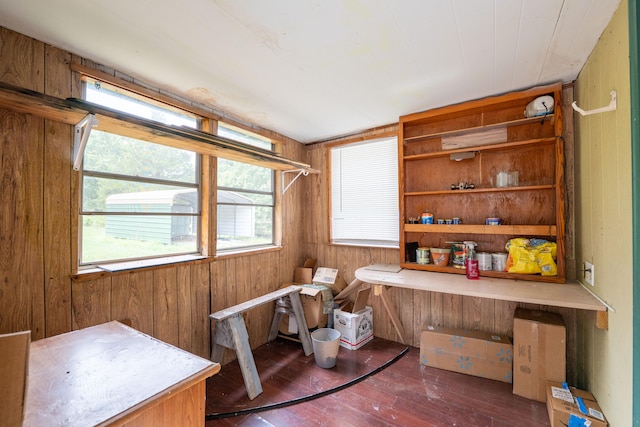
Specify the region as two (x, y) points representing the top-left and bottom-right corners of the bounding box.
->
(205, 337), (551, 427)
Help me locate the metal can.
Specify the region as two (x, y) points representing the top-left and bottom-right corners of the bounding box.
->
(416, 247), (431, 264)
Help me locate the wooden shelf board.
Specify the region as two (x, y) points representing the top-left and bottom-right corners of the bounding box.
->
(403, 223), (557, 236)
(404, 184), (554, 196)
(403, 137), (556, 160)
(356, 265), (606, 312)
(402, 116), (556, 143)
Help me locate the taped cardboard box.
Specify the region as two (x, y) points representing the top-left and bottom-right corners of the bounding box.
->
(312, 267), (346, 295)
(419, 326), (513, 383)
(546, 381), (608, 427)
(513, 308), (566, 402)
(278, 283), (331, 335)
(333, 288), (373, 350)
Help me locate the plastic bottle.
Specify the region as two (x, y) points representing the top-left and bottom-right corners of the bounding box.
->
(464, 241), (479, 280)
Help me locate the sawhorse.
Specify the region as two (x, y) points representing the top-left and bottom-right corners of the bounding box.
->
(209, 285), (313, 400)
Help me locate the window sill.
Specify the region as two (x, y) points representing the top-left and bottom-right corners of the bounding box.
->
(330, 241), (399, 250)
(72, 254), (210, 282)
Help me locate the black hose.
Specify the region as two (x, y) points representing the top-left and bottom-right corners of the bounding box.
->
(205, 346), (409, 421)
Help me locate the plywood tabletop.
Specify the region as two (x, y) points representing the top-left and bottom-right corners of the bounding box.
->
(356, 265), (607, 312)
(24, 321), (219, 427)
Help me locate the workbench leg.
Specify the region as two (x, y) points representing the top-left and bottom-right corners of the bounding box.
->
(374, 284), (407, 345)
(288, 293), (313, 356)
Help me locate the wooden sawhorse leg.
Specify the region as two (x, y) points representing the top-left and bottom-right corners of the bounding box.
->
(211, 314), (263, 400)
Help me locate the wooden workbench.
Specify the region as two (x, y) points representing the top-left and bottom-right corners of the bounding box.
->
(24, 321), (220, 427)
(345, 264), (609, 344)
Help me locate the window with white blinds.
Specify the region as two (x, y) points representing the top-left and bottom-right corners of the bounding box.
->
(330, 137), (399, 247)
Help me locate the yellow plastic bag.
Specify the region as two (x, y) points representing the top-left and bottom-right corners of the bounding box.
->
(505, 238), (557, 276)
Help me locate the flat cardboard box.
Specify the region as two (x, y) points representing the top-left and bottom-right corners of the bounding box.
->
(513, 308), (566, 402)
(312, 267), (346, 295)
(278, 282), (330, 334)
(419, 326), (513, 383)
(333, 288), (373, 350)
(546, 381), (608, 427)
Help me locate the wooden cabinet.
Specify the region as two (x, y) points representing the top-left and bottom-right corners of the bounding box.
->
(398, 83), (565, 283)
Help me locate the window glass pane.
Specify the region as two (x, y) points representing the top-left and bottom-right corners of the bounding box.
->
(82, 177), (198, 213)
(86, 82), (198, 128)
(216, 124), (275, 252)
(84, 130), (197, 184)
(82, 215), (198, 264)
(80, 80), (201, 266)
(217, 158), (273, 191)
(218, 123), (272, 150)
(216, 205), (273, 250)
(331, 138), (399, 246)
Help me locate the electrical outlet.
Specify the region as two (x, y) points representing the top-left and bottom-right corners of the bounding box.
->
(584, 261), (594, 286)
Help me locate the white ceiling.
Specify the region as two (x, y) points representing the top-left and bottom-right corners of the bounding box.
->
(0, 0), (621, 143)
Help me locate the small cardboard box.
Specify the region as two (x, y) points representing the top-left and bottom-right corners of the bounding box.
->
(312, 267), (346, 295)
(546, 381), (608, 427)
(278, 283), (330, 334)
(294, 258), (317, 284)
(513, 308), (566, 402)
(419, 326), (513, 383)
(333, 288), (373, 350)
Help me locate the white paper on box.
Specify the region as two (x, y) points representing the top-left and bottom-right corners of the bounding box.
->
(312, 268), (338, 284)
(551, 386), (575, 403)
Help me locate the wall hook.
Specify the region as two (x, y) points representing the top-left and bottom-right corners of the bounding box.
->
(571, 91), (617, 116)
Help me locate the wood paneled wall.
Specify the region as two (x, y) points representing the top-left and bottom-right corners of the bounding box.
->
(0, 27), (308, 363)
(0, 26), (578, 381)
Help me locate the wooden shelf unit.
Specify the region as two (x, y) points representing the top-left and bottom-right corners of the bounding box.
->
(398, 83), (565, 281)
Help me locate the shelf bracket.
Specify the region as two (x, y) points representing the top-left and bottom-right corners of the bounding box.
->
(282, 169), (309, 194)
(73, 113), (99, 171)
(571, 91), (617, 116)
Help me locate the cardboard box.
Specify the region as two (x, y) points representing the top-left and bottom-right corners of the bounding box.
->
(513, 308), (566, 402)
(294, 258), (317, 284)
(312, 267), (346, 295)
(419, 326), (513, 383)
(546, 381), (608, 427)
(278, 283), (331, 334)
(333, 288), (373, 350)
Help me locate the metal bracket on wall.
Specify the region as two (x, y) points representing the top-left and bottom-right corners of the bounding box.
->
(281, 169), (309, 194)
(73, 113), (99, 171)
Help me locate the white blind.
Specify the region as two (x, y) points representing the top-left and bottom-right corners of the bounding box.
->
(330, 137), (399, 246)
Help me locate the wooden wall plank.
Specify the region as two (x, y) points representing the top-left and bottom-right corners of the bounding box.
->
(43, 45), (73, 338)
(111, 271), (154, 336)
(0, 110), (45, 338)
(177, 264), (193, 352)
(153, 267), (179, 347)
(190, 263), (210, 359)
(0, 27), (45, 91)
(71, 277), (111, 329)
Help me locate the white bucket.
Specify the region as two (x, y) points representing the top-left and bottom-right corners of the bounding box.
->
(311, 328), (341, 369)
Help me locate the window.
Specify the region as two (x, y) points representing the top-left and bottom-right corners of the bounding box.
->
(216, 123), (276, 252)
(330, 137), (399, 247)
(80, 81), (201, 266)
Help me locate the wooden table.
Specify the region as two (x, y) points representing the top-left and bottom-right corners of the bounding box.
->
(342, 264), (610, 344)
(24, 321), (220, 427)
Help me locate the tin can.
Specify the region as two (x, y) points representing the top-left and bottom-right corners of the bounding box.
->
(453, 217), (462, 224)
(486, 217), (502, 225)
(416, 247), (430, 264)
(421, 212), (434, 224)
